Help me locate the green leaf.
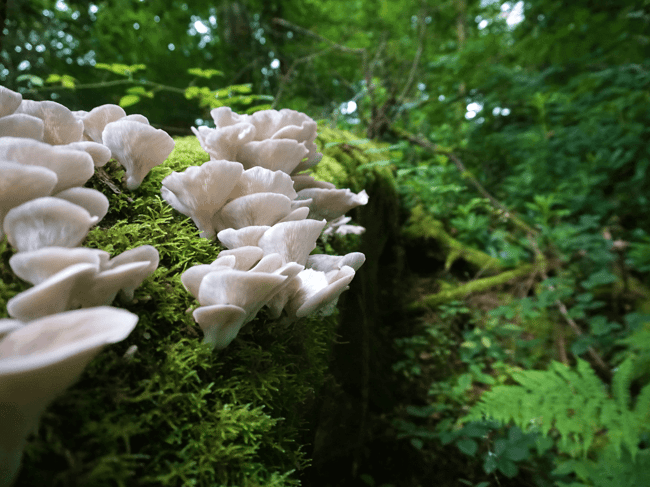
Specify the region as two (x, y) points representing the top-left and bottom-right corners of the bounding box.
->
(456, 438), (478, 456)
(497, 458), (518, 478)
(483, 454), (497, 474)
(581, 269), (617, 289)
(95, 63), (146, 77)
(16, 74), (43, 86)
(119, 94), (141, 108)
(127, 86), (154, 98)
(187, 68), (224, 79)
(405, 405), (436, 417)
(410, 438), (424, 450)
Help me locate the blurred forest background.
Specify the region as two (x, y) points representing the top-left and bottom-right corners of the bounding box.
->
(3, 0), (650, 485)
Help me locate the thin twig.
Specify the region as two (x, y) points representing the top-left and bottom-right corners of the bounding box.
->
(534, 252), (612, 380)
(24, 79), (186, 95)
(95, 168), (134, 203)
(397, 4), (427, 103)
(272, 18), (365, 55)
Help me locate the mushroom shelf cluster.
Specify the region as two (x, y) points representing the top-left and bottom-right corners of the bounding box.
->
(165, 107), (368, 349)
(0, 86), (164, 486)
(0, 85), (369, 485)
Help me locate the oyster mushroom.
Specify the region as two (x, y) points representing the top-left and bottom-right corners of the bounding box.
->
(256, 219), (327, 265)
(102, 120), (175, 190)
(0, 137), (95, 193)
(217, 225), (271, 249)
(15, 99), (84, 145)
(195, 268), (287, 348)
(80, 104), (126, 143)
(294, 188), (369, 221)
(0, 114), (45, 140)
(64, 141), (112, 167)
(0, 307), (138, 487)
(161, 159), (243, 239)
(54, 187), (110, 221)
(0, 86), (22, 118)
(211, 192), (293, 232)
(3, 197), (99, 253)
(0, 161), (58, 238)
(286, 266), (356, 319)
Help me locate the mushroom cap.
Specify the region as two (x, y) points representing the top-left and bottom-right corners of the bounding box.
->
(3, 197), (99, 253)
(191, 122), (256, 161)
(237, 139), (309, 173)
(306, 252), (366, 272)
(208, 107), (322, 166)
(291, 173), (336, 191)
(0, 85), (22, 118)
(54, 187), (110, 222)
(9, 247), (108, 285)
(121, 113), (149, 124)
(81, 104), (126, 143)
(0, 306), (138, 486)
(209, 106), (250, 128)
(276, 206), (310, 224)
(322, 216), (366, 237)
(197, 268), (286, 309)
(102, 245), (159, 300)
(6, 263), (98, 321)
(250, 108), (316, 139)
(0, 306), (138, 401)
(218, 246), (264, 271)
(64, 141), (112, 167)
(288, 266), (356, 318)
(192, 304), (246, 350)
(0, 137), (95, 193)
(161, 159), (244, 238)
(0, 113), (45, 140)
(197, 268), (287, 324)
(0, 161), (58, 236)
(258, 260), (305, 319)
(81, 261), (153, 307)
(257, 219), (327, 266)
(212, 193), (292, 231)
(295, 188), (369, 221)
(15, 99), (84, 145)
(217, 225), (270, 249)
(102, 120), (175, 190)
(228, 166), (297, 200)
(248, 253), (283, 273)
(0, 320), (22, 340)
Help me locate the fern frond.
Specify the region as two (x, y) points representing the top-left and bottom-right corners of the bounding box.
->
(465, 359), (644, 459)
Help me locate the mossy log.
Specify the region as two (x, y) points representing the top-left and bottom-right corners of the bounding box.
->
(0, 128), (401, 486)
(403, 204), (505, 273)
(4, 137), (331, 486)
(408, 260), (547, 311)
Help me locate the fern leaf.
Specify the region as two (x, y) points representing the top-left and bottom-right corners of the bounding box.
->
(466, 359), (629, 457)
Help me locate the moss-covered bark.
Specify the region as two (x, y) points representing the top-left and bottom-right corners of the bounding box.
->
(407, 261), (547, 311)
(0, 129), (400, 486)
(403, 204), (505, 273)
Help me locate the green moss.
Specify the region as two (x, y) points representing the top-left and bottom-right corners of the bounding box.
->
(404, 204), (505, 272)
(409, 262), (547, 311)
(2, 135), (349, 486)
(313, 123), (398, 195)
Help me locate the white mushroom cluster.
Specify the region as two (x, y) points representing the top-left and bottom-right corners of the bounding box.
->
(0, 85), (174, 191)
(170, 107), (368, 348)
(0, 85), (164, 485)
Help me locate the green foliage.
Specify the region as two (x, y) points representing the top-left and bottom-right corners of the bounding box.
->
(465, 358), (649, 457)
